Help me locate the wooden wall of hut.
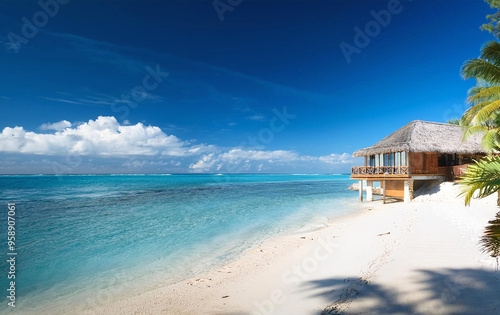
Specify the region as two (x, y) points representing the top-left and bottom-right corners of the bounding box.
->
(410, 152), (438, 174)
(385, 180), (404, 198)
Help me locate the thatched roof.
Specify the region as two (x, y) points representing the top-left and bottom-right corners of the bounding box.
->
(353, 120), (485, 157)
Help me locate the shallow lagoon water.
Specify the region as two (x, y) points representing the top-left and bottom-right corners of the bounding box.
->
(0, 174), (358, 311)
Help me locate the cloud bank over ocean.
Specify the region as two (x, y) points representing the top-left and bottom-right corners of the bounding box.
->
(0, 116), (355, 174)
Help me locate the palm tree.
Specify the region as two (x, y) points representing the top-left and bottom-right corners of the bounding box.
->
(459, 0), (500, 268)
(459, 41), (500, 207)
(460, 40), (500, 263)
(461, 41), (500, 152)
(447, 118), (461, 125)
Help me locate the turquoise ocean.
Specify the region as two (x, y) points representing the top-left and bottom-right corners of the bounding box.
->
(0, 174), (358, 312)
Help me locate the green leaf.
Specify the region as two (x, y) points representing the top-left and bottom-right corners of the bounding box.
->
(467, 85), (500, 104)
(462, 125), (488, 143)
(462, 58), (500, 84)
(459, 156), (500, 205)
(473, 99), (500, 124)
(481, 40), (500, 66)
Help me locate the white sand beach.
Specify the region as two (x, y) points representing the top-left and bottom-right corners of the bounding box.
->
(79, 182), (500, 315)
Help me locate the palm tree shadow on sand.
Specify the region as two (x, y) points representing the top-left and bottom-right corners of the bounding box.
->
(303, 268), (500, 315)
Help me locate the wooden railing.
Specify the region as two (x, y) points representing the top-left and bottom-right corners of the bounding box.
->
(438, 164), (470, 180)
(351, 166), (409, 176)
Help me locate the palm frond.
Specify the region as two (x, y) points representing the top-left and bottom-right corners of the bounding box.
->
(481, 41), (500, 67)
(461, 59), (500, 84)
(481, 129), (500, 152)
(461, 101), (493, 126)
(462, 125), (488, 143)
(468, 86), (487, 98)
(472, 99), (500, 124)
(467, 85), (500, 104)
(459, 156), (500, 205)
(468, 85), (487, 98)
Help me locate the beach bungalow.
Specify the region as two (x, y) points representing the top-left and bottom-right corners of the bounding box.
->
(351, 120), (485, 203)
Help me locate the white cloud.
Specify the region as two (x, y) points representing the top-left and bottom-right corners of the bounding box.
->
(40, 120), (72, 131)
(188, 149), (355, 173)
(219, 149), (298, 162)
(318, 153), (355, 164)
(189, 153), (216, 170)
(0, 116), (355, 173)
(1, 116), (194, 156)
(188, 149), (297, 172)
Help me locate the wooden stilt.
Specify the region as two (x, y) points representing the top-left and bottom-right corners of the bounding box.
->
(359, 180), (363, 202)
(382, 180), (386, 204)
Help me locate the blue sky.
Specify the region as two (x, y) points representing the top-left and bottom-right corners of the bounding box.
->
(0, 0), (494, 174)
